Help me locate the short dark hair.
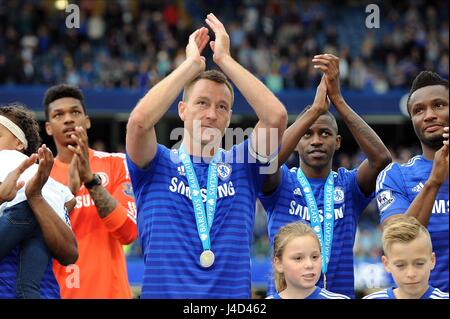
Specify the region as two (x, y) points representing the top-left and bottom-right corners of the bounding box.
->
(298, 105), (338, 133)
(407, 71), (449, 114)
(0, 102), (41, 156)
(43, 84), (86, 120)
(182, 69), (234, 106)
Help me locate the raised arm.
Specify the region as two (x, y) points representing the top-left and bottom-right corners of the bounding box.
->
(67, 127), (137, 244)
(25, 145), (78, 266)
(397, 136), (448, 227)
(261, 77), (328, 194)
(205, 13), (287, 159)
(313, 54), (392, 195)
(126, 28), (210, 168)
(277, 77), (328, 167)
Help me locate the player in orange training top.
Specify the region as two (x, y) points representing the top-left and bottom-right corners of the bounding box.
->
(43, 84), (138, 298)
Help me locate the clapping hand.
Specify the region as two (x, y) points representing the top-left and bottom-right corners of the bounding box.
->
(67, 126), (94, 184)
(0, 153), (37, 203)
(205, 13), (231, 64)
(186, 27), (209, 72)
(311, 76), (330, 114)
(25, 145), (54, 199)
(312, 54), (342, 105)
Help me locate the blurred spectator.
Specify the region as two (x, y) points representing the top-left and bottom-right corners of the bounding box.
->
(92, 139), (107, 152)
(265, 64), (284, 93)
(0, 1), (446, 90)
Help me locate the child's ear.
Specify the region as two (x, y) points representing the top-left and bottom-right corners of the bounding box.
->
(430, 252), (436, 270)
(381, 255), (391, 273)
(274, 257), (284, 274)
(15, 139), (25, 152)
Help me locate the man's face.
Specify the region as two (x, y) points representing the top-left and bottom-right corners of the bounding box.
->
(179, 79), (232, 147)
(297, 115), (340, 170)
(45, 97), (90, 147)
(409, 85), (449, 149)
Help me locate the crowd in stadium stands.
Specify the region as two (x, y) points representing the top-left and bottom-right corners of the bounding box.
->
(0, 1), (448, 92)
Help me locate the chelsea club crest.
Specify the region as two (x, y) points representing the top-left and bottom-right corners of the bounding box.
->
(334, 186), (345, 204)
(217, 163), (232, 181)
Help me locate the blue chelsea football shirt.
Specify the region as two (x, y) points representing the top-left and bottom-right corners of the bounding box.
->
(376, 155), (449, 292)
(259, 164), (373, 298)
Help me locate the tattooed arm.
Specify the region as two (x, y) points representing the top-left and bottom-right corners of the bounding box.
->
(336, 98), (392, 195)
(313, 54), (392, 195)
(68, 126), (137, 243)
(68, 126), (117, 218)
(84, 167), (137, 244)
(85, 183), (118, 218)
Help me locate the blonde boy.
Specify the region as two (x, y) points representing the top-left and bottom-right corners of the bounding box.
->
(363, 215), (448, 299)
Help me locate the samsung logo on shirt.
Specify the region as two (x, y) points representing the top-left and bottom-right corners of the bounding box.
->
(169, 177), (236, 201)
(432, 200), (448, 215)
(289, 201), (345, 221)
(75, 194), (95, 208)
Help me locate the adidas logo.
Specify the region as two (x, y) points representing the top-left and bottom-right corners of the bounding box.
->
(411, 182), (424, 193)
(177, 166), (186, 176)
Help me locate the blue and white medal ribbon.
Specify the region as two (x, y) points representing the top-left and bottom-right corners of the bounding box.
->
(296, 169), (335, 288)
(179, 144), (222, 268)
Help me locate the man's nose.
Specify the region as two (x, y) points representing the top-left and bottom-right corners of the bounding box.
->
(63, 113), (75, 123)
(310, 134), (323, 145)
(205, 105), (218, 120)
(423, 106), (438, 122)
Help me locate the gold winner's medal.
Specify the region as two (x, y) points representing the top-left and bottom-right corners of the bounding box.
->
(200, 250), (215, 268)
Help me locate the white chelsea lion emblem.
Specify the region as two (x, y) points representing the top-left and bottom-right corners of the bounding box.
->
(217, 163), (232, 181)
(334, 186), (345, 204)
